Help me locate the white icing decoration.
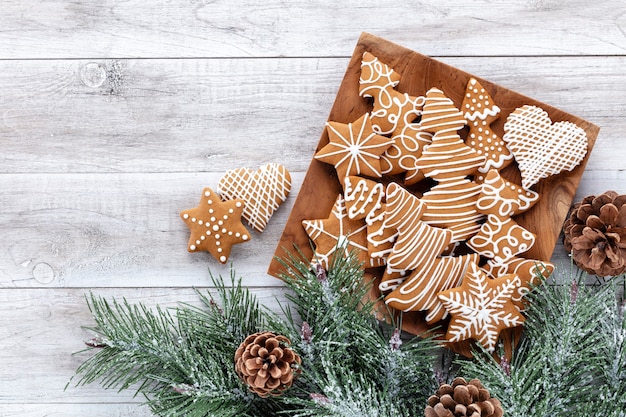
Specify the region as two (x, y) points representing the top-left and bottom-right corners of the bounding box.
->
(218, 163), (292, 232)
(503, 105), (588, 189)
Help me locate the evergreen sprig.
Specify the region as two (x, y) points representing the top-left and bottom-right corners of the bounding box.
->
(72, 250), (437, 416)
(461, 272), (626, 417)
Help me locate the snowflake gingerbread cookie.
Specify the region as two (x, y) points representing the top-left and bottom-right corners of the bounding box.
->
(302, 194), (385, 269)
(315, 113), (394, 179)
(438, 263), (524, 353)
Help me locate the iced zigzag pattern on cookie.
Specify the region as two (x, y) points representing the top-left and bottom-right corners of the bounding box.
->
(343, 176), (384, 224)
(384, 183), (452, 274)
(218, 163), (291, 232)
(385, 253), (479, 323)
(420, 87), (467, 133)
(415, 131), (485, 181)
(420, 178), (484, 242)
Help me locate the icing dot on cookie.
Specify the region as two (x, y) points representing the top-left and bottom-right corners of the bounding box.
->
(206, 230), (211, 236)
(195, 240), (201, 245)
(200, 235), (205, 240)
(210, 216), (216, 222)
(204, 191), (210, 197)
(209, 209), (214, 214)
(198, 220), (203, 225)
(191, 217), (197, 222)
(190, 245), (196, 251)
(228, 209), (234, 214)
(218, 247), (222, 252)
(221, 228), (227, 233)
(218, 220), (224, 226)
(243, 234), (249, 241)
(215, 234), (220, 239)
(212, 225), (219, 231)
(236, 202), (242, 208)
(220, 256), (226, 262)
(216, 241), (221, 246)
(207, 199), (213, 204)
(183, 213), (189, 219)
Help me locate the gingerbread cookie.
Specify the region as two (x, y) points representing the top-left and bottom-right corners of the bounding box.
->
(342, 176), (384, 224)
(476, 169), (540, 218)
(420, 88), (466, 133)
(366, 204), (397, 261)
(420, 179), (484, 242)
(503, 105), (588, 189)
(315, 113), (394, 179)
(218, 163), (291, 233)
(438, 263), (524, 352)
(302, 194), (385, 269)
(369, 88), (425, 135)
(380, 122), (433, 185)
(462, 78), (513, 173)
(483, 257), (554, 311)
(385, 183), (453, 274)
(386, 253), (479, 324)
(180, 187), (251, 264)
(358, 52), (425, 135)
(467, 214), (536, 262)
(414, 130), (485, 181)
(359, 51), (400, 98)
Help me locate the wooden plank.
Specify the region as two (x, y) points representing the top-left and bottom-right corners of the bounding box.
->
(0, 404), (151, 417)
(0, 56), (622, 174)
(0, 287), (288, 404)
(0, 172), (301, 288)
(1, 0), (626, 58)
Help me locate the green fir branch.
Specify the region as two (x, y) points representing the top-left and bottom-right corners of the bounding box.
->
(461, 271), (625, 417)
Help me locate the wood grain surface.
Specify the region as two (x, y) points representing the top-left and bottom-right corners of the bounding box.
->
(2, 0), (626, 415)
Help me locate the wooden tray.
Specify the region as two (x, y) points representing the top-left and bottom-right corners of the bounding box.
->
(268, 32), (599, 337)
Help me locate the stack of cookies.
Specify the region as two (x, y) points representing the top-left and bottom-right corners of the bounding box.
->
(302, 52), (589, 353)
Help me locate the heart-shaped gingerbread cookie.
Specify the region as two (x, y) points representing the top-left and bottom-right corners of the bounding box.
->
(503, 105), (588, 190)
(218, 163), (291, 232)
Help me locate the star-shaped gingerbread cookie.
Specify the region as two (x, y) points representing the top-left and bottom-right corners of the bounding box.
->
(315, 113), (394, 179)
(302, 194), (385, 269)
(438, 263), (524, 352)
(180, 187), (251, 263)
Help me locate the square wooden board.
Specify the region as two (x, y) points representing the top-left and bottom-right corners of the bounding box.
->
(268, 32), (599, 335)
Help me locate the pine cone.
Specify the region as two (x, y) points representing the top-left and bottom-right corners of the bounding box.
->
(425, 377), (503, 417)
(563, 191), (626, 277)
(234, 331), (301, 397)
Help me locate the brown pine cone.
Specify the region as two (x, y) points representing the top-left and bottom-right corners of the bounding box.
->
(234, 331), (301, 398)
(563, 191), (626, 277)
(425, 377), (503, 417)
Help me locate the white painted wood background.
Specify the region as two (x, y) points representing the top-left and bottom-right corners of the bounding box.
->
(1, 0), (626, 415)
